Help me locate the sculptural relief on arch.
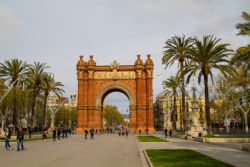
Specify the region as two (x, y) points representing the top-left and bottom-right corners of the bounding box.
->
(76, 54), (155, 133)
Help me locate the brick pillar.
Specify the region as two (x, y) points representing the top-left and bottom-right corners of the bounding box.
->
(77, 74), (84, 133)
(87, 71), (94, 129)
(146, 70), (154, 132)
(129, 105), (136, 133)
(136, 70), (143, 132)
(141, 70), (147, 132)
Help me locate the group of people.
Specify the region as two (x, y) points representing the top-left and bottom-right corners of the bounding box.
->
(44, 127), (73, 142)
(84, 127), (95, 140)
(118, 128), (129, 136)
(164, 128), (172, 138)
(1, 126), (75, 151)
(3, 127), (25, 151)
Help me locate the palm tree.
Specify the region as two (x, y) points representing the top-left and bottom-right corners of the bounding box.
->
(232, 12), (250, 76)
(41, 73), (64, 128)
(236, 12), (250, 36)
(183, 35), (235, 134)
(0, 59), (28, 129)
(27, 62), (49, 129)
(163, 76), (180, 130)
(162, 35), (193, 131)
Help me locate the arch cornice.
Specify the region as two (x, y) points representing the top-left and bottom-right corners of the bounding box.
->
(96, 83), (135, 107)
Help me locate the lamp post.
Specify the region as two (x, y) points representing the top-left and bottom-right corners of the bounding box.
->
(126, 109), (128, 128)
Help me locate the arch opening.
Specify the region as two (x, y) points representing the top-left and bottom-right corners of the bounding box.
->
(96, 83), (135, 108)
(102, 91), (130, 131)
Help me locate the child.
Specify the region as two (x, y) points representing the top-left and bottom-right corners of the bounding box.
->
(42, 129), (47, 142)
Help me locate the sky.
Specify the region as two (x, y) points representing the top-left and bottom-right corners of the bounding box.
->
(0, 0), (249, 114)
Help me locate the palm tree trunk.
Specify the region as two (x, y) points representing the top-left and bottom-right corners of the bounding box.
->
(30, 89), (36, 129)
(12, 85), (17, 129)
(180, 61), (186, 131)
(42, 93), (48, 129)
(203, 74), (212, 134)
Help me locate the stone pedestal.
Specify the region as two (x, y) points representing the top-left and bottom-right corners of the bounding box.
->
(186, 125), (207, 137)
(186, 87), (207, 137)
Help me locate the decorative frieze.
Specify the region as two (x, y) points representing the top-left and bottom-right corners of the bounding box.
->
(94, 71), (136, 80)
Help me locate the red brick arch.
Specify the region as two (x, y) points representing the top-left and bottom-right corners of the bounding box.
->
(76, 54), (154, 133)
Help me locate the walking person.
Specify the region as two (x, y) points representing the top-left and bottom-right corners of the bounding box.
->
(65, 128), (68, 138)
(118, 129), (121, 136)
(62, 127), (65, 139)
(42, 129), (47, 142)
(57, 127), (61, 142)
(90, 127), (94, 140)
(125, 129), (128, 137)
(85, 129), (88, 140)
(53, 128), (57, 142)
(169, 129), (172, 137)
(28, 126), (32, 138)
(4, 127), (11, 151)
(164, 128), (168, 138)
(17, 127), (25, 151)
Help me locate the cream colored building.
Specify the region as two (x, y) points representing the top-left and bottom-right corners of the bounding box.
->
(47, 94), (69, 110)
(154, 92), (206, 131)
(70, 91), (78, 109)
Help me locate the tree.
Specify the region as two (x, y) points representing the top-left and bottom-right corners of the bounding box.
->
(162, 35), (193, 131)
(232, 68), (250, 133)
(41, 73), (64, 128)
(183, 35), (235, 134)
(236, 12), (250, 36)
(0, 59), (28, 129)
(0, 79), (12, 132)
(211, 75), (240, 133)
(232, 12), (250, 76)
(27, 62), (48, 129)
(103, 105), (124, 128)
(163, 76), (180, 130)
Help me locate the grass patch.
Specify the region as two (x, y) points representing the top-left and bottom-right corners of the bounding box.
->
(0, 136), (53, 142)
(174, 132), (185, 135)
(138, 136), (168, 142)
(146, 149), (233, 167)
(205, 135), (250, 138)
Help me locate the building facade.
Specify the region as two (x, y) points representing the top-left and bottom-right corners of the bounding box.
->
(47, 94), (69, 110)
(70, 91), (78, 109)
(154, 91), (206, 131)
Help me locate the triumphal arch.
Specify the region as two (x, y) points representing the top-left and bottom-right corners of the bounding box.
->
(76, 54), (154, 133)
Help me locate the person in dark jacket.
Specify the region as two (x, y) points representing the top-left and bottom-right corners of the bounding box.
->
(57, 127), (61, 142)
(4, 127), (11, 150)
(84, 129), (88, 140)
(169, 129), (172, 137)
(90, 127), (94, 139)
(53, 128), (57, 142)
(28, 126), (32, 138)
(17, 127), (25, 151)
(164, 129), (168, 138)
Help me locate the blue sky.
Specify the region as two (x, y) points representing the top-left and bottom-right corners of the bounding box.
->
(0, 0), (249, 114)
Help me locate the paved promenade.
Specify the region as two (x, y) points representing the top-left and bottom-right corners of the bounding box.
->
(138, 134), (250, 167)
(0, 134), (142, 167)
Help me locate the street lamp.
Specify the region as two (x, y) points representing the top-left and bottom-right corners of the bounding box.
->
(126, 109), (128, 128)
